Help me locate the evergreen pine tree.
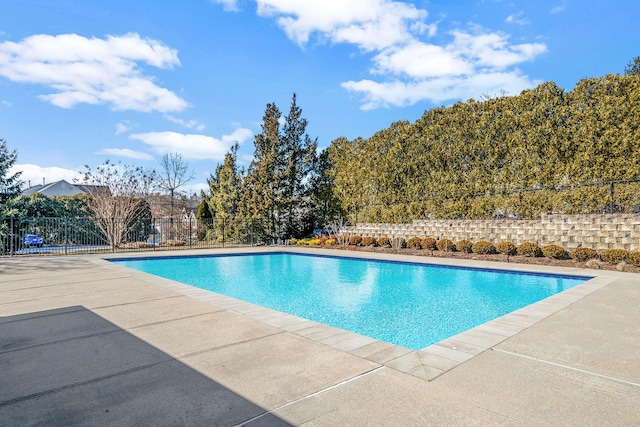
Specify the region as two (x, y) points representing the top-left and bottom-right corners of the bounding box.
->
(281, 93), (318, 237)
(208, 143), (243, 235)
(196, 193), (213, 220)
(0, 139), (22, 204)
(624, 55), (640, 75)
(243, 103), (284, 239)
(308, 149), (342, 230)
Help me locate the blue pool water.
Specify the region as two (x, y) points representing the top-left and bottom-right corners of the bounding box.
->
(113, 252), (590, 350)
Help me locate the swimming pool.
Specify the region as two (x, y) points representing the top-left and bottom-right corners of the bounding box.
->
(113, 252), (590, 350)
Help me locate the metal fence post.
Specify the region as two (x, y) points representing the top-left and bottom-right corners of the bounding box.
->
(64, 216), (68, 255)
(610, 181), (615, 214)
(111, 217), (115, 253)
(9, 217), (14, 256)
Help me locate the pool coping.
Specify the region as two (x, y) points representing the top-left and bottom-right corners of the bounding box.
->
(98, 246), (619, 381)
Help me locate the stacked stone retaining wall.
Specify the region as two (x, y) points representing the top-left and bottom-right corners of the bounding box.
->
(344, 214), (640, 251)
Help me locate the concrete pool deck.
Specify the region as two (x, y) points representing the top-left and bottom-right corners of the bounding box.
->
(1, 247), (639, 425)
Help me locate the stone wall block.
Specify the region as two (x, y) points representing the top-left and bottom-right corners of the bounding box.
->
(349, 214), (640, 251)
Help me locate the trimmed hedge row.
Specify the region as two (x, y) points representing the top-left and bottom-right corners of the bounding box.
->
(323, 235), (640, 265)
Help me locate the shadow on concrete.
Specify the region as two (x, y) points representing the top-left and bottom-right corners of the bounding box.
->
(0, 306), (291, 426)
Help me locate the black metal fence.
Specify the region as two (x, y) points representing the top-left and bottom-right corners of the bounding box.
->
(1, 216), (271, 257)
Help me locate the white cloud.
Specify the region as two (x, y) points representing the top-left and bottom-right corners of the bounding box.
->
(163, 114), (206, 131)
(1, 100), (11, 107)
(346, 29), (545, 108)
(551, 5), (567, 14)
(372, 41), (472, 78)
(247, 0), (547, 110)
(0, 33), (188, 112)
(505, 12), (529, 25)
(256, 0), (426, 50)
(342, 71), (540, 110)
(450, 31), (546, 68)
(11, 164), (84, 189)
(129, 128), (253, 161)
(410, 20), (438, 37)
(115, 121), (132, 135)
(212, 0), (240, 12)
(97, 148), (153, 160)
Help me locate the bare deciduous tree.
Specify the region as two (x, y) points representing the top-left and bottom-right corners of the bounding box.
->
(156, 153), (194, 220)
(327, 216), (350, 248)
(80, 161), (155, 247)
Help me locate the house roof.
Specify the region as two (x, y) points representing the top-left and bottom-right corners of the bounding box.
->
(21, 184), (44, 195)
(21, 180), (86, 197)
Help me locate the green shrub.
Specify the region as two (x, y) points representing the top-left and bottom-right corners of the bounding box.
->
(542, 244), (566, 259)
(362, 236), (377, 247)
(436, 238), (455, 252)
(289, 237), (298, 245)
(600, 248), (629, 264)
(326, 238), (336, 246)
(392, 237), (406, 249)
(569, 247), (597, 261)
(205, 229), (218, 242)
(626, 251), (640, 266)
(518, 241), (542, 257)
(349, 235), (362, 246)
(456, 239), (473, 253)
(421, 237), (437, 250)
(378, 236), (391, 247)
(472, 240), (496, 254)
(496, 241), (517, 255)
(406, 237), (422, 249)
(308, 238), (322, 246)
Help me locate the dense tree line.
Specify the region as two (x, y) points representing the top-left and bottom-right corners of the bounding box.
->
(327, 74), (640, 222)
(202, 94), (342, 242)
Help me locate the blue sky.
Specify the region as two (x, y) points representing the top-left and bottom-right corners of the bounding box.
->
(2, 0), (639, 195)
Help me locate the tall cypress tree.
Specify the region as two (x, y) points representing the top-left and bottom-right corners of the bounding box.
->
(281, 93), (318, 237)
(208, 143), (242, 227)
(243, 103), (283, 239)
(308, 148), (343, 230)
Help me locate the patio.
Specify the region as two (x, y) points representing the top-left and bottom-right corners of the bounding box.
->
(1, 248), (638, 425)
